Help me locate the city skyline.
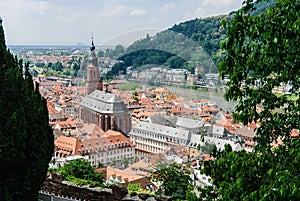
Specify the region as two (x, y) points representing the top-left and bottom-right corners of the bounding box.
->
(0, 0), (243, 46)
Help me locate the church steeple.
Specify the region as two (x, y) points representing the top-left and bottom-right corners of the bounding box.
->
(87, 36), (98, 68)
(86, 36), (100, 95)
(90, 36), (95, 52)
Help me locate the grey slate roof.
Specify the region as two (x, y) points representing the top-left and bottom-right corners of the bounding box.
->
(148, 114), (176, 127)
(147, 114), (205, 129)
(132, 121), (191, 142)
(211, 125), (226, 136)
(173, 116), (205, 129)
(188, 134), (243, 152)
(80, 90), (129, 114)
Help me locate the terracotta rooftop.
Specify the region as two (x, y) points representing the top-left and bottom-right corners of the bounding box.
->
(55, 136), (81, 156)
(95, 166), (143, 182)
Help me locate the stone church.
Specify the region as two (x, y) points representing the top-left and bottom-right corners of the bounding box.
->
(80, 38), (132, 135)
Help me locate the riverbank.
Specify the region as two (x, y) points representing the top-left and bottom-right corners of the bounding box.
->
(162, 85), (237, 112)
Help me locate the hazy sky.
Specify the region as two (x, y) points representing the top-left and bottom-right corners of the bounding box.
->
(0, 0), (243, 46)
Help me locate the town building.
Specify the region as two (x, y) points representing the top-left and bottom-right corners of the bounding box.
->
(129, 114), (244, 157)
(78, 130), (135, 167)
(130, 120), (191, 156)
(80, 39), (132, 135)
(80, 89), (132, 135)
(54, 130), (135, 167)
(187, 74), (198, 85)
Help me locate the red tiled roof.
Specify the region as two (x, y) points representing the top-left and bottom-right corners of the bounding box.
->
(55, 136), (81, 155)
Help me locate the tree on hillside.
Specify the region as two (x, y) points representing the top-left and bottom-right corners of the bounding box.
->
(0, 20), (54, 201)
(199, 0), (300, 200)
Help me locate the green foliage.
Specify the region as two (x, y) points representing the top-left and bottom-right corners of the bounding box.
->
(120, 157), (129, 169)
(97, 161), (104, 168)
(121, 33), (217, 74)
(118, 49), (186, 69)
(199, 1), (300, 200)
(0, 23), (54, 201)
(132, 90), (138, 96)
(55, 159), (104, 187)
(171, 15), (228, 64)
(133, 96), (139, 101)
(198, 137), (217, 154)
(104, 44), (125, 58)
(97, 50), (104, 57)
(149, 163), (192, 200)
(51, 61), (63, 71)
(105, 62), (126, 79)
(64, 159), (103, 182)
(128, 183), (143, 193)
(220, 0), (299, 150)
(105, 0), (276, 79)
(118, 82), (141, 91)
(35, 62), (45, 68)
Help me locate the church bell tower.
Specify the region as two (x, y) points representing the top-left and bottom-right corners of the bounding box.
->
(86, 37), (100, 95)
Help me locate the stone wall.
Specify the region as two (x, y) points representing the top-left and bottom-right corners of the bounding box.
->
(40, 173), (172, 201)
(40, 173), (127, 201)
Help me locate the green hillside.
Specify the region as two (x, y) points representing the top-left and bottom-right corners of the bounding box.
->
(107, 0), (277, 78)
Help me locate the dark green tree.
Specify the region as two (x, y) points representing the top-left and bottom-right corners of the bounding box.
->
(97, 50), (104, 57)
(47, 61), (53, 69)
(35, 62), (45, 68)
(149, 163), (193, 200)
(63, 159), (103, 183)
(114, 44), (124, 57)
(52, 61), (63, 71)
(199, 0), (300, 200)
(0, 21), (54, 201)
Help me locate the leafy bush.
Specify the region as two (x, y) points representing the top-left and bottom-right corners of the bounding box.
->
(51, 159), (104, 187)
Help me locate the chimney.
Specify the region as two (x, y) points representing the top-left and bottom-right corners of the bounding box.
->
(97, 77), (103, 91)
(105, 83), (109, 93)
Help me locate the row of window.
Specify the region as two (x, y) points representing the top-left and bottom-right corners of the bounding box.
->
(90, 154), (133, 165)
(133, 135), (186, 146)
(88, 148), (134, 159)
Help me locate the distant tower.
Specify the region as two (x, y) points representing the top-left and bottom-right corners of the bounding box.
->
(86, 37), (100, 95)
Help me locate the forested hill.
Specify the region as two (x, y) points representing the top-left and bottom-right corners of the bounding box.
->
(169, 0), (277, 63)
(107, 0), (277, 78)
(170, 15), (227, 65)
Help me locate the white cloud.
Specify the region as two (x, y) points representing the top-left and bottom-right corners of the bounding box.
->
(203, 0), (236, 7)
(0, 0), (244, 45)
(160, 3), (175, 12)
(98, 5), (127, 16)
(130, 9), (146, 16)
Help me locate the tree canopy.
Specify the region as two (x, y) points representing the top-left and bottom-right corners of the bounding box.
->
(199, 0), (300, 200)
(0, 22), (54, 201)
(62, 159), (104, 186)
(149, 163), (193, 200)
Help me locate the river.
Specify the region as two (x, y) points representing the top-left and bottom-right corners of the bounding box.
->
(164, 86), (237, 112)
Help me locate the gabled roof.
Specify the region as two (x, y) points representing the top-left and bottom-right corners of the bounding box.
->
(133, 121), (191, 141)
(79, 130), (133, 152)
(55, 136), (81, 155)
(96, 166), (143, 182)
(188, 134), (243, 152)
(172, 116), (205, 129)
(147, 113), (176, 127)
(80, 90), (129, 114)
(147, 114), (205, 129)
